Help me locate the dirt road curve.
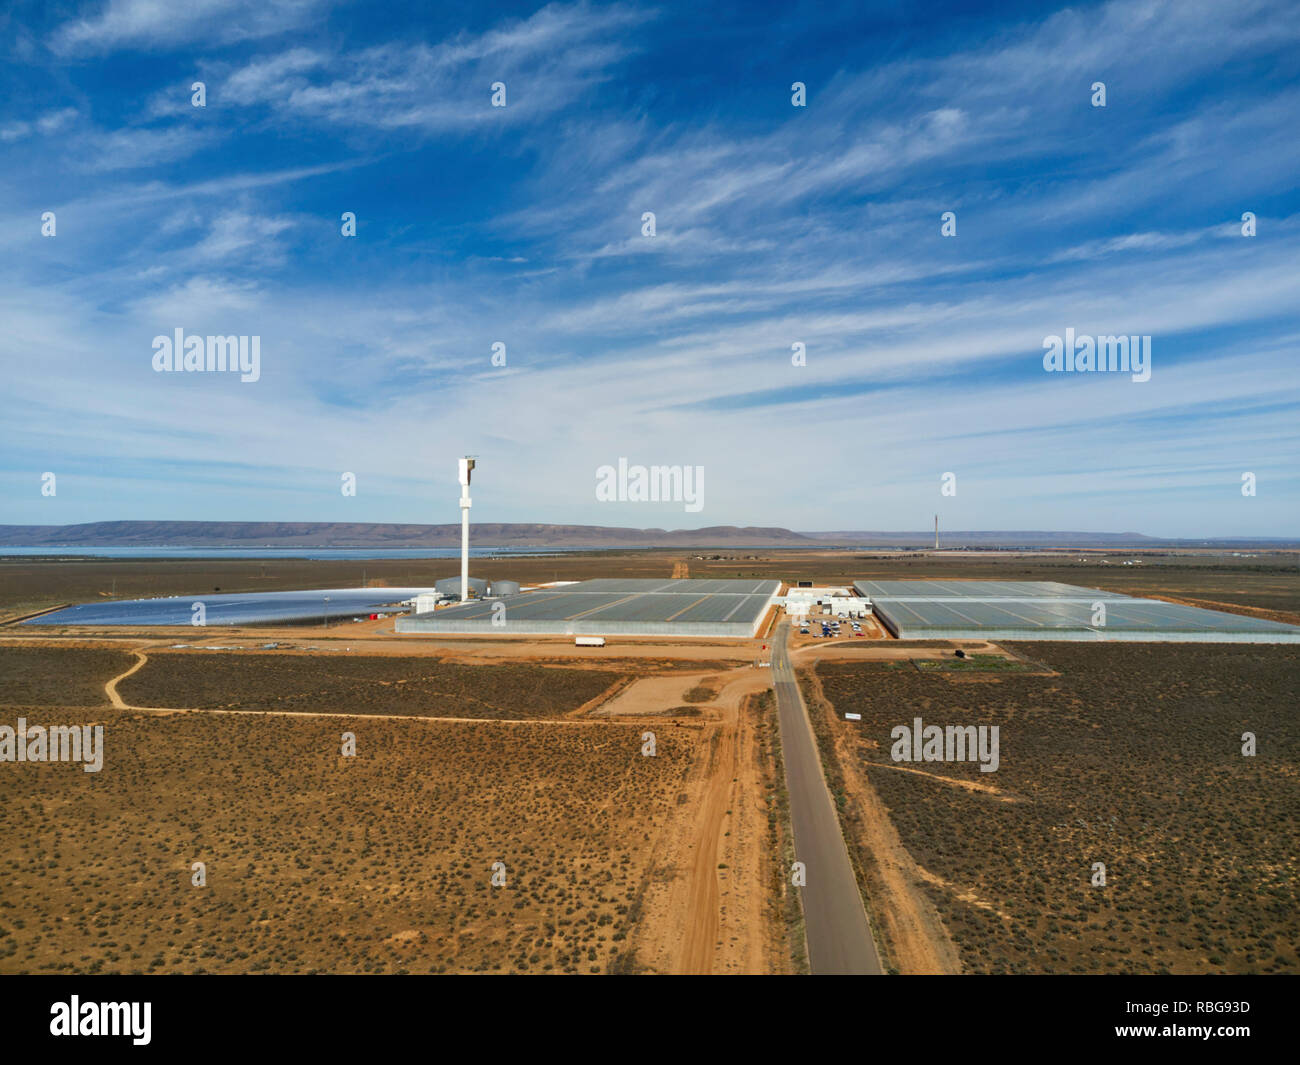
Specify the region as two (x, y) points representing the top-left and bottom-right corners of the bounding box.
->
(771, 622), (882, 975)
(105, 650), (147, 708)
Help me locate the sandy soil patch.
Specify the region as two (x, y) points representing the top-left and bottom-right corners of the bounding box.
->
(623, 668), (780, 974)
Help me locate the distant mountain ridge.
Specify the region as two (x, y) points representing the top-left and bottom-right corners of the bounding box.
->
(0, 521), (1294, 549)
(0, 521), (817, 548)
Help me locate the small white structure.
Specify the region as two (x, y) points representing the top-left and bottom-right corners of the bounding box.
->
(411, 594), (441, 615)
(575, 636), (606, 647)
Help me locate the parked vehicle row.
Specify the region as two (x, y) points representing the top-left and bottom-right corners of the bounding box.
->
(795, 615), (866, 638)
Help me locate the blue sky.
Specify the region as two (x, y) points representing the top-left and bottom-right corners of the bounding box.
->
(1, 0), (1297, 536)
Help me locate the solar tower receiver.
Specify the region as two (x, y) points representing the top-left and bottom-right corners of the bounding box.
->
(458, 457), (476, 601)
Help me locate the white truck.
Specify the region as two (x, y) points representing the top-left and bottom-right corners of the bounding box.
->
(574, 636), (606, 647)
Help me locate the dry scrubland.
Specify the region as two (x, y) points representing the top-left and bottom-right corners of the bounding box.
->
(116, 652), (622, 719)
(0, 709), (700, 974)
(0, 643), (722, 974)
(0, 645), (135, 704)
(810, 644), (1300, 974)
(1, 550), (1295, 977)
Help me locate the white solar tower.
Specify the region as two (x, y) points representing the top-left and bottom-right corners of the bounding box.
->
(458, 457), (476, 601)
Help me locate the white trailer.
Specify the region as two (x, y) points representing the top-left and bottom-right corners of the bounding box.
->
(574, 636), (606, 647)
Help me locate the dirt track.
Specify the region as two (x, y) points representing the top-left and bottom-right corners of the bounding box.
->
(680, 709), (733, 973)
(677, 670), (773, 974)
(604, 666), (774, 974)
(864, 760), (1022, 800)
(104, 649), (147, 709)
(4, 629), (759, 664)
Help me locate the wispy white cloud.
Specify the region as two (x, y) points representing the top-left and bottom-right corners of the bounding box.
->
(50, 0), (327, 56)
(213, 2), (654, 134)
(192, 208), (295, 261)
(221, 46), (327, 105)
(0, 107), (78, 142)
(4, 0), (1299, 535)
(74, 124), (220, 172)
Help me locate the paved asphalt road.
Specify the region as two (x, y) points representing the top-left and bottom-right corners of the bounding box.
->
(770, 621), (883, 974)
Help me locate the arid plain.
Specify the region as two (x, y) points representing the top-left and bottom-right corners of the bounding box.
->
(1, 549), (1296, 974)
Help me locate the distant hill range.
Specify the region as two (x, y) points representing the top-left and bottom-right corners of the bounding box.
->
(0, 521), (1295, 550)
(0, 521), (814, 548)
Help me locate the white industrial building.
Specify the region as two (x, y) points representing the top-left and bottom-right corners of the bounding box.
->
(782, 586), (872, 618)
